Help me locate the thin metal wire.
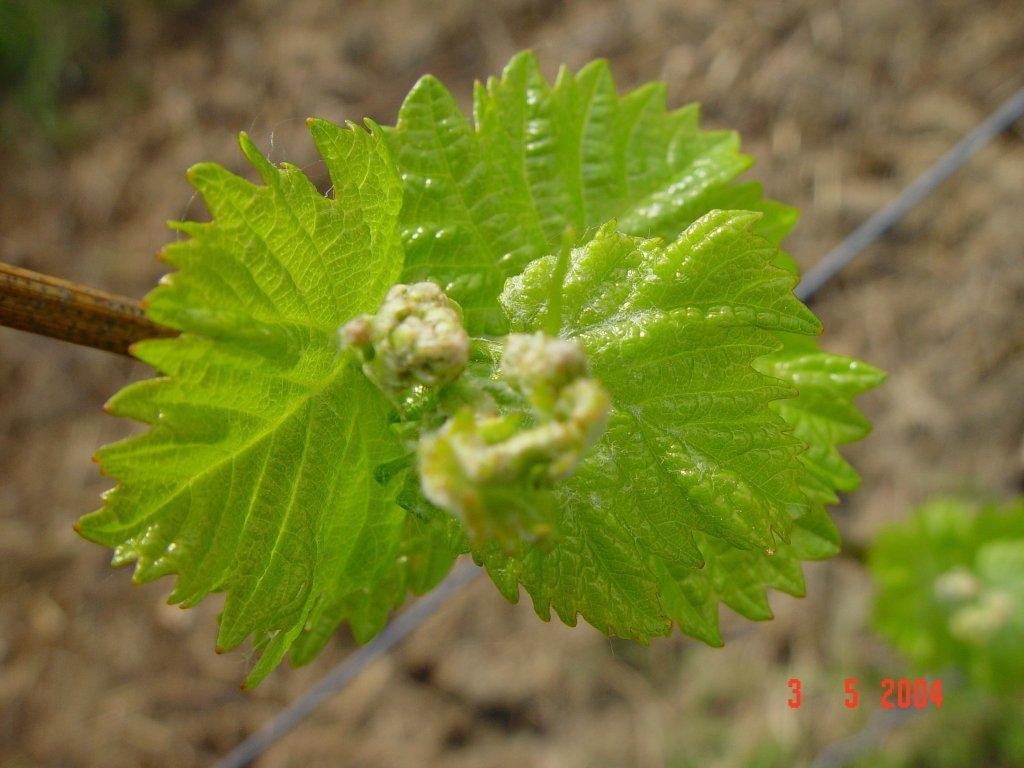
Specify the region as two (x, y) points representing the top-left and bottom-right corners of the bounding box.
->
(214, 86), (1024, 768)
(796, 85), (1024, 301)
(808, 672), (959, 768)
(810, 698), (922, 768)
(214, 560), (483, 768)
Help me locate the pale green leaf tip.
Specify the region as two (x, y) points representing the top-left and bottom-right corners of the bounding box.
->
(307, 115), (341, 143)
(630, 79), (668, 100)
(237, 129), (256, 156)
(237, 131), (277, 183)
(501, 48), (539, 80)
(723, 208), (763, 228)
(215, 623), (242, 655)
(409, 72), (447, 97)
(779, 200), (800, 224)
(184, 162), (213, 187)
(577, 56), (612, 77)
(508, 48), (536, 65)
(860, 361), (888, 385)
(594, 219), (620, 238)
(553, 63), (573, 87)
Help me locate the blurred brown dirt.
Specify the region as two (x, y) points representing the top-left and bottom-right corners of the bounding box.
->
(1, 1), (1023, 766)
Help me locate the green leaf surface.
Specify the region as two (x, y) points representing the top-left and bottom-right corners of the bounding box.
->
(387, 51), (777, 336)
(870, 497), (1024, 691)
(756, 335), (885, 507)
(387, 51), (878, 532)
(387, 51), (882, 642)
(476, 214), (823, 641)
(78, 122), (461, 687)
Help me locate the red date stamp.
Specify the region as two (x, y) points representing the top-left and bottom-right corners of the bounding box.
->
(786, 678), (942, 709)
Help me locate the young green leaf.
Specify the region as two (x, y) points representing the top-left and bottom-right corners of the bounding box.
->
(387, 51), (882, 641)
(386, 51), (880, 531)
(77, 122), (461, 687)
(387, 51), (789, 336)
(756, 334), (885, 507)
(870, 496), (1024, 691)
(78, 51), (884, 683)
(472, 213), (822, 641)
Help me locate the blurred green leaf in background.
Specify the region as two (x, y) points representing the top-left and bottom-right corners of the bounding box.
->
(870, 496), (1024, 692)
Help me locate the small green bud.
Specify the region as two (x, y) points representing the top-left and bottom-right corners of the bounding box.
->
(418, 332), (610, 547)
(547, 378), (610, 478)
(949, 590), (1014, 643)
(933, 567), (981, 604)
(501, 332), (588, 392)
(342, 282), (469, 395)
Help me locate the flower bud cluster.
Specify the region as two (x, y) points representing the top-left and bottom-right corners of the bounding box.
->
(934, 565), (1017, 644)
(500, 332), (588, 393)
(341, 282), (469, 396)
(933, 567), (981, 604)
(949, 590), (1014, 643)
(419, 332), (610, 544)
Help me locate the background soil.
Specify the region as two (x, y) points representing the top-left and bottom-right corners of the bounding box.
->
(2, 1), (1023, 766)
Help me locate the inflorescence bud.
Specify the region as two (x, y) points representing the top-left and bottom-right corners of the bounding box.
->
(341, 282), (469, 396)
(500, 332), (588, 394)
(419, 332), (610, 546)
(949, 590), (1014, 644)
(933, 567), (982, 604)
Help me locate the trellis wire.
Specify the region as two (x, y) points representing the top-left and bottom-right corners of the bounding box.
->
(796, 85), (1024, 301)
(808, 672), (960, 768)
(214, 85), (1024, 768)
(216, 561), (481, 768)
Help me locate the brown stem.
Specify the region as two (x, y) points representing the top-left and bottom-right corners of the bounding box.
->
(0, 261), (176, 356)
